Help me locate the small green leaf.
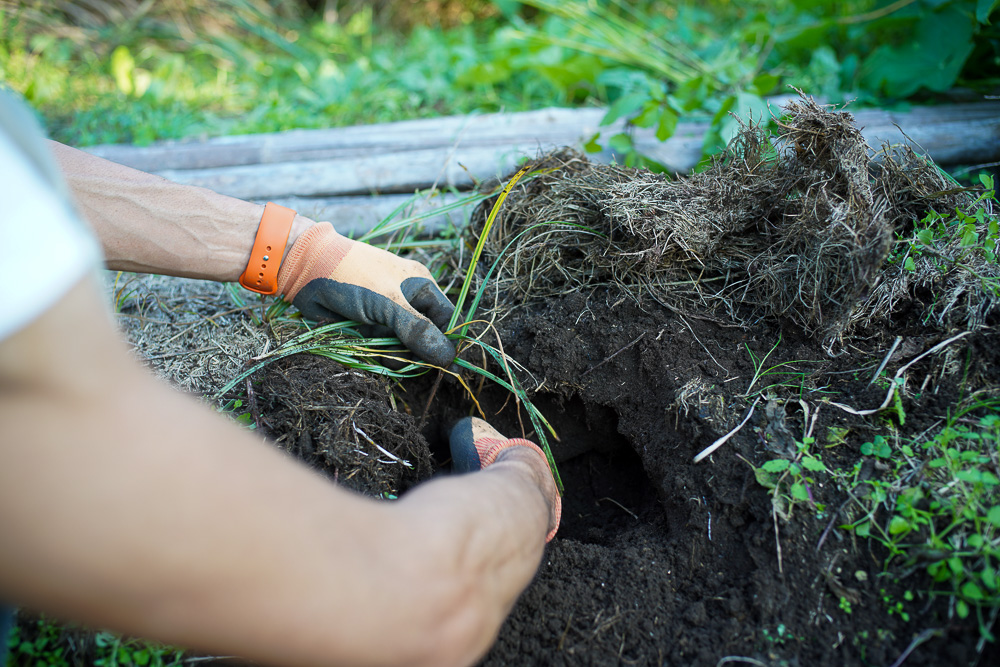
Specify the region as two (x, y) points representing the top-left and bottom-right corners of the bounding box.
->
(802, 456), (826, 472)
(917, 228), (935, 245)
(791, 482), (809, 501)
(762, 459), (791, 472)
(889, 516), (910, 535)
(875, 441), (892, 459)
(903, 256), (915, 272)
(860, 442), (874, 456)
(607, 133), (633, 155)
(957, 599), (970, 618)
(111, 45), (135, 96)
(754, 467), (778, 489)
(982, 565), (997, 591)
(655, 107), (679, 142)
(582, 133), (602, 153)
(957, 469), (982, 484)
(986, 505), (1000, 526)
(976, 0), (999, 24)
(855, 521), (871, 537)
(602, 91), (648, 126)
(962, 580), (984, 600)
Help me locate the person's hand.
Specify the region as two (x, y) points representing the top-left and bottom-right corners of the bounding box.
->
(277, 222), (456, 367)
(450, 416), (562, 542)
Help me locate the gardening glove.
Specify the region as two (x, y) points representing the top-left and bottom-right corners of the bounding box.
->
(450, 416), (562, 542)
(277, 222), (456, 368)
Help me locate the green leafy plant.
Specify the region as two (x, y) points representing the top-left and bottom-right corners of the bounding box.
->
(92, 632), (184, 667)
(7, 615), (70, 667)
(742, 335), (821, 399)
(842, 402), (1000, 642)
(6, 616), (184, 667)
(895, 174), (1000, 299)
(754, 436), (829, 519)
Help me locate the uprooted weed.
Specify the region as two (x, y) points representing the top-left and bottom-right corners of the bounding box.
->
(468, 96), (998, 344)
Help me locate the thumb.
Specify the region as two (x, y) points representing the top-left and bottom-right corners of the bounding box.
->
(388, 306), (457, 368)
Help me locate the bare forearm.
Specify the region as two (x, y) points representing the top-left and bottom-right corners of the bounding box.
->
(49, 142), (313, 281)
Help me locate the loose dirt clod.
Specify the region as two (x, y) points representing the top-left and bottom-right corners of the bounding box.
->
(470, 95), (998, 344)
(259, 354), (432, 497)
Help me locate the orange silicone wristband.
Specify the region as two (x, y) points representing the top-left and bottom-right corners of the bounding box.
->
(239, 202), (297, 295)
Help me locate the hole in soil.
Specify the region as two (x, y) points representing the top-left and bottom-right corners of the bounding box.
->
(530, 394), (661, 545)
(556, 447), (660, 545)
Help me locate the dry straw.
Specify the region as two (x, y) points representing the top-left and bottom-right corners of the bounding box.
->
(468, 96), (998, 344)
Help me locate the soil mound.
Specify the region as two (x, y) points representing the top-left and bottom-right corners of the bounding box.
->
(447, 96), (1000, 665)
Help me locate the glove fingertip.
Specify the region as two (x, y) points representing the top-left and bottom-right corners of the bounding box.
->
(449, 417), (482, 472)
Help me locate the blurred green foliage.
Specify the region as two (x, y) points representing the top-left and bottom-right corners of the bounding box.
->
(0, 0), (996, 151)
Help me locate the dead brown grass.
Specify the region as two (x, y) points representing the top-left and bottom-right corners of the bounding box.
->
(469, 96), (998, 344)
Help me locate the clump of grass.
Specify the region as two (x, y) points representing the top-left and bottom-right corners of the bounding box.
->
(216, 178), (565, 492)
(467, 96), (998, 345)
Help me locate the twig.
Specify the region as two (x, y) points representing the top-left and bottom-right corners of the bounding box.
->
(557, 613), (574, 651)
(352, 422), (412, 468)
(830, 332), (970, 416)
(676, 314), (730, 376)
(887, 628), (942, 667)
(246, 377), (260, 430)
(870, 335), (902, 385)
(597, 497), (638, 520)
(816, 497), (851, 552)
(144, 345), (216, 361)
(693, 396), (761, 463)
(582, 332), (645, 377)
(773, 501), (783, 575)
(717, 658), (769, 667)
(417, 369), (444, 432)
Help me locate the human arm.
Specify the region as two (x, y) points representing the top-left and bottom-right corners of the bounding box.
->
(49, 142), (456, 365)
(48, 141), (313, 282)
(0, 275), (555, 667)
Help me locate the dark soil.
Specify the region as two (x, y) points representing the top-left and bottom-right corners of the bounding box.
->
(450, 289), (1000, 667)
(249, 284), (998, 666)
(257, 354), (432, 496)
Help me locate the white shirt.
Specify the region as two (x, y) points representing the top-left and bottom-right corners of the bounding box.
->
(0, 90), (102, 341)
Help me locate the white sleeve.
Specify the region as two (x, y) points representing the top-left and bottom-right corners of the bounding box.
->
(0, 124), (103, 341)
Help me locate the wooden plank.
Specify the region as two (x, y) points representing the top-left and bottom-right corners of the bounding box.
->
(84, 102), (1000, 200)
(85, 108), (609, 171)
(158, 142), (546, 199)
(86, 102), (1000, 173)
(266, 192), (470, 238)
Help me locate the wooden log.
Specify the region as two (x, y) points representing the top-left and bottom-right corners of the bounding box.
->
(266, 192), (470, 239)
(85, 108), (609, 172)
(83, 102), (997, 200)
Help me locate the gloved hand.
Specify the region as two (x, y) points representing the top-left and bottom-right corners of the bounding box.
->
(277, 222), (456, 367)
(450, 416), (562, 542)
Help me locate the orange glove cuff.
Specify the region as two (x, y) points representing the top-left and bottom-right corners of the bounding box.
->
(480, 437), (563, 543)
(240, 202), (297, 295)
(276, 221), (353, 301)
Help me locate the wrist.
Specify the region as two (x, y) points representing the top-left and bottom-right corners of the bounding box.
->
(284, 214), (317, 265)
(493, 446), (561, 541)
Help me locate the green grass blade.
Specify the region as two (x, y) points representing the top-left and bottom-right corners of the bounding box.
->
(448, 165), (531, 332)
